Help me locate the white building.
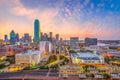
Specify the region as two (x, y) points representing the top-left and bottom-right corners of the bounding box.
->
(71, 52), (104, 64)
(15, 50), (44, 65)
(39, 41), (52, 53)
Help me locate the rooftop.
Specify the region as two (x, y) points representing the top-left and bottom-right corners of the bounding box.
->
(16, 50), (43, 56)
(71, 52), (102, 60)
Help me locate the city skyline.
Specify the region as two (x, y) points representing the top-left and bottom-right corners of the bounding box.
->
(0, 0), (120, 40)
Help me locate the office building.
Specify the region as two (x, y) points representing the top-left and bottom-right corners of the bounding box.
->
(43, 33), (48, 41)
(49, 32), (52, 43)
(34, 19), (40, 42)
(15, 33), (19, 42)
(40, 32), (44, 41)
(10, 30), (16, 44)
(70, 37), (79, 49)
(55, 34), (59, 42)
(85, 37), (97, 46)
(4, 35), (8, 42)
(24, 33), (30, 43)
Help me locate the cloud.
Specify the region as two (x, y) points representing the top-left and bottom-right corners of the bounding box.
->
(0, 0), (120, 39)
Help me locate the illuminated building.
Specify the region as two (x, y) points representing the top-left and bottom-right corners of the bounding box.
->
(34, 19), (40, 42)
(71, 52), (104, 64)
(15, 50), (44, 65)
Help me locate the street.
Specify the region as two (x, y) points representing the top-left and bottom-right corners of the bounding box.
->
(0, 69), (59, 80)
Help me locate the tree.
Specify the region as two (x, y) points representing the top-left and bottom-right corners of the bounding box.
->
(69, 50), (76, 53)
(102, 73), (111, 79)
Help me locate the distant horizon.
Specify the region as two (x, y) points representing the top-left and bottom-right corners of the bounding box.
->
(0, 0), (120, 40)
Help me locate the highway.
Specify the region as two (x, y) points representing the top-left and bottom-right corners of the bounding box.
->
(0, 69), (60, 80)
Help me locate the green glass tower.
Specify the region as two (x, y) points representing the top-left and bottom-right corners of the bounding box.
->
(10, 30), (16, 44)
(34, 19), (40, 42)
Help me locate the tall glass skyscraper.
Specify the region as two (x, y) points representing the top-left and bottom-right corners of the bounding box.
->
(10, 30), (16, 44)
(34, 19), (40, 42)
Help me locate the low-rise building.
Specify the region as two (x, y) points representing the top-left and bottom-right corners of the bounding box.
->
(71, 52), (104, 64)
(15, 50), (44, 65)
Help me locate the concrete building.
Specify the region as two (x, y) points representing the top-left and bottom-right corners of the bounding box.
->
(15, 50), (44, 65)
(85, 37), (97, 46)
(71, 52), (104, 64)
(70, 37), (79, 49)
(39, 41), (52, 53)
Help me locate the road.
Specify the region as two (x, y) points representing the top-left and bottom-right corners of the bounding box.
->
(0, 69), (59, 80)
(0, 70), (120, 80)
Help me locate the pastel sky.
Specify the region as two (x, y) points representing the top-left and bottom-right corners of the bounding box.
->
(0, 0), (120, 40)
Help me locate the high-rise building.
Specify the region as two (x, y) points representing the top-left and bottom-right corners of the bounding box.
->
(10, 30), (16, 44)
(70, 37), (79, 49)
(24, 33), (30, 43)
(15, 33), (19, 42)
(40, 32), (44, 41)
(34, 19), (40, 42)
(4, 35), (8, 42)
(29, 36), (32, 43)
(85, 37), (97, 46)
(43, 33), (48, 41)
(55, 34), (59, 42)
(49, 32), (52, 43)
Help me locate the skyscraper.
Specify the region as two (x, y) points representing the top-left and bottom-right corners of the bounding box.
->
(55, 34), (59, 42)
(24, 33), (30, 43)
(40, 32), (44, 41)
(34, 19), (40, 42)
(10, 30), (16, 44)
(43, 33), (48, 41)
(4, 34), (8, 42)
(15, 33), (19, 42)
(49, 32), (52, 43)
